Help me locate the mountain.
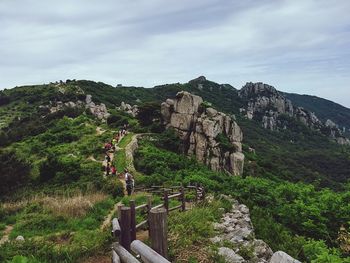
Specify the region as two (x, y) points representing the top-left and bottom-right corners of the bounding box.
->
(1, 78), (350, 262)
(284, 92), (350, 136)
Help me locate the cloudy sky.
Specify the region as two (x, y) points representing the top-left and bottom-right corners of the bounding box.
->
(1, 0), (349, 107)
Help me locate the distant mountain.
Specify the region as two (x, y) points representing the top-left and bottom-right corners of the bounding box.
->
(1, 77), (350, 191)
(284, 92), (350, 136)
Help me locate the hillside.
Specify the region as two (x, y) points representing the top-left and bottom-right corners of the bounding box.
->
(0, 78), (350, 262)
(284, 92), (350, 136)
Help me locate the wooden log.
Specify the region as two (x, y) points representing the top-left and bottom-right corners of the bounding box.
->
(163, 189), (169, 213)
(149, 207), (168, 258)
(135, 203), (148, 210)
(131, 240), (170, 263)
(152, 203), (164, 210)
(120, 206), (131, 251)
(112, 249), (121, 263)
(136, 220), (148, 230)
(168, 193), (181, 199)
(112, 218), (121, 238)
(130, 200), (136, 242)
(180, 187), (185, 211)
(168, 204), (182, 212)
(112, 242), (139, 263)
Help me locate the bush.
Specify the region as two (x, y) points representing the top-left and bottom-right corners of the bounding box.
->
(102, 177), (124, 198)
(0, 150), (30, 196)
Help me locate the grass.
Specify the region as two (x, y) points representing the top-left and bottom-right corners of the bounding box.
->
(114, 133), (133, 172)
(168, 199), (226, 263)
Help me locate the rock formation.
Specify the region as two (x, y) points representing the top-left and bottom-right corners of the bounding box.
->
(239, 82), (350, 145)
(117, 101), (139, 117)
(212, 195), (300, 263)
(161, 91), (244, 175)
(85, 95), (110, 120)
(47, 94), (110, 120)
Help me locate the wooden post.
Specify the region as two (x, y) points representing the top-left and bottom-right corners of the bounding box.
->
(163, 189), (169, 213)
(147, 195), (152, 213)
(120, 207), (131, 251)
(149, 207), (168, 258)
(180, 187), (185, 211)
(117, 204), (123, 220)
(130, 200), (136, 242)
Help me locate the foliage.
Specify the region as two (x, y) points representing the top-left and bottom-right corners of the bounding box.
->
(134, 139), (350, 261)
(216, 133), (235, 153)
(137, 102), (161, 127)
(0, 150), (30, 195)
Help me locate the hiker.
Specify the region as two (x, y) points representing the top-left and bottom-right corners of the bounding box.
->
(104, 142), (111, 151)
(106, 164), (110, 176)
(105, 154), (111, 163)
(111, 165), (117, 176)
(125, 169), (134, 196)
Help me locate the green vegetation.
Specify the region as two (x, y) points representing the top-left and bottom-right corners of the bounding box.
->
(1, 79), (350, 262)
(134, 138), (350, 262)
(168, 200), (226, 262)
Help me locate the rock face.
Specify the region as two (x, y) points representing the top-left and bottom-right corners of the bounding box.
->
(212, 196), (299, 263)
(161, 91), (244, 175)
(239, 82), (350, 145)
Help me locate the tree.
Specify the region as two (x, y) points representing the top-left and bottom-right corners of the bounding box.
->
(0, 150), (30, 196)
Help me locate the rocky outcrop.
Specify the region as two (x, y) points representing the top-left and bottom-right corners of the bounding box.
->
(161, 91), (244, 175)
(85, 95), (110, 120)
(239, 82), (349, 145)
(47, 94), (110, 121)
(118, 101), (139, 117)
(212, 196), (300, 263)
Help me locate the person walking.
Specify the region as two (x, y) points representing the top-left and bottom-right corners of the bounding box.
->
(124, 169), (134, 196)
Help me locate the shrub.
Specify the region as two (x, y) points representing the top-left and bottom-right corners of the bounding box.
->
(102, 177), (124, 198)
(0, 150), (30, 196)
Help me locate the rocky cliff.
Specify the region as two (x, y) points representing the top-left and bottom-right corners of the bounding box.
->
(161, 91), (244, 175)
(239, 82), (350, 145)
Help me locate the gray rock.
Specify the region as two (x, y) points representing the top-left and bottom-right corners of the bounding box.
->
(218, 247), (245, 263)
(161, 92), (245, 175)
(269, 251), (301, 263)
(239, 82), (347, 145)
(15, 235), (25, 242)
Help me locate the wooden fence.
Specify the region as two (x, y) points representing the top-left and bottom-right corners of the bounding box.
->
(111, 185), (205, 262)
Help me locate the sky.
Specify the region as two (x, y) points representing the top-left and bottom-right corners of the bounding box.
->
(0, 0), (350, 107)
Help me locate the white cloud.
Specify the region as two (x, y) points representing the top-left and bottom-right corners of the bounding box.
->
(0, 0), (349, 106)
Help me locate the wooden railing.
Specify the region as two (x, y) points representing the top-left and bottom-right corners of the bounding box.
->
(111, 185), (205, 262)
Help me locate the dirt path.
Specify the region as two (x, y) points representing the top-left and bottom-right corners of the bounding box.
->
(96, 127), (106, 135)
(100, 201), (121, 231)
(0, 225), (14, 245)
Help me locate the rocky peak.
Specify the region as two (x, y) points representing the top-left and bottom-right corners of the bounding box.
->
(189, 75), (207, 84)
(238, 82), (349, 145)
(239, 82), (280, 99)
(161, 91), (244, 175)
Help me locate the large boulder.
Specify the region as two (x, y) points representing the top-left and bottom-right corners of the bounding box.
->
(161, 91), (244, 176)
(269, 251), (301, 263)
